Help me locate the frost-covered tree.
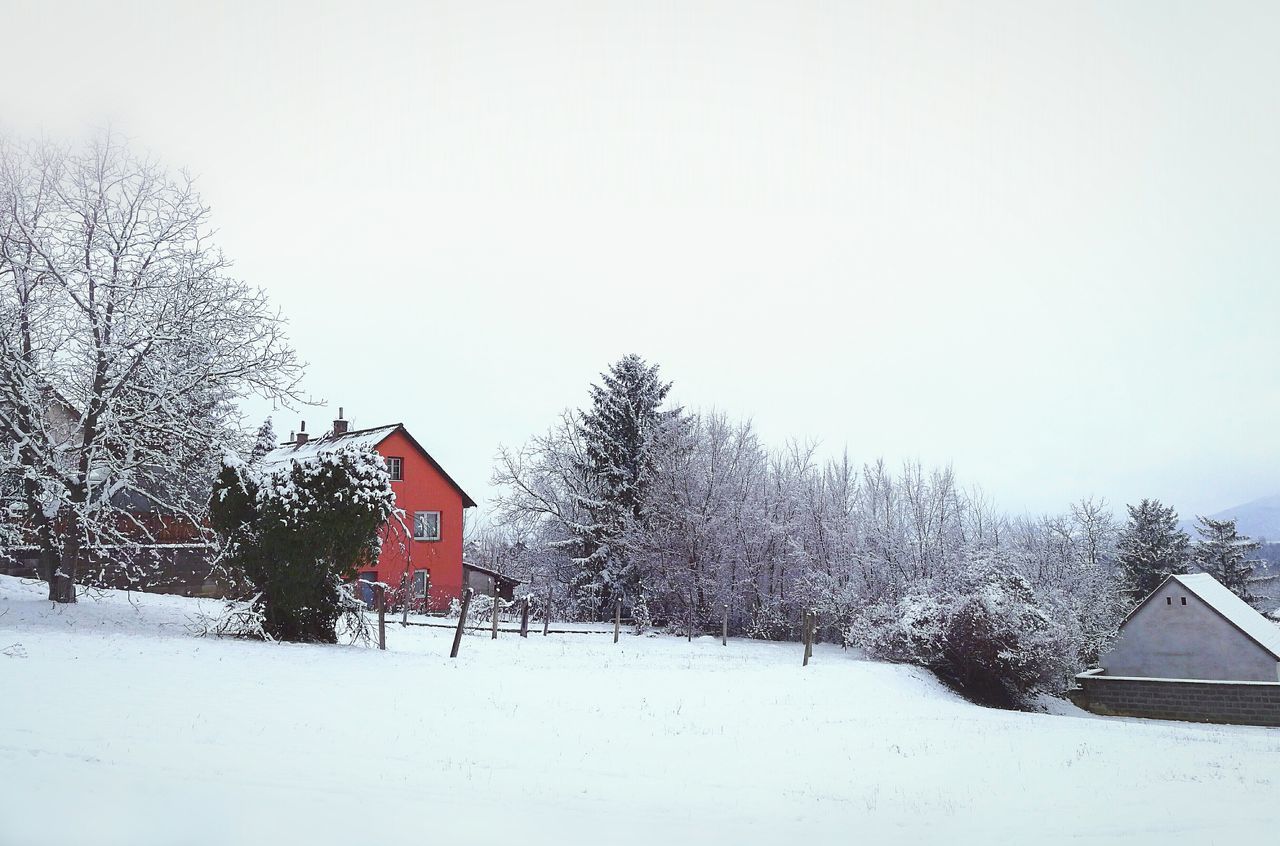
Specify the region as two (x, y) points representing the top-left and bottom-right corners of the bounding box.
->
(568, 355), (681, 617)
(1115, 499), (1189, 600)
(1193, 516), (1264, 605)
(0, 133), (302, 602)
(1008, 498), (1123, 667)
(491, 409), (595, 612)
(492, 359), (1128, 687)
(249, 418), (277, 463)
(210, 444), (394, 642)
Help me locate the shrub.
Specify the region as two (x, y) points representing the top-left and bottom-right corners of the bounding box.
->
(850, 558), (1071, 709)
(849, 589), (947, 665)
(210, 445), (394, 643)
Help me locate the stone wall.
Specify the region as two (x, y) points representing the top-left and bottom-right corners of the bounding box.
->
(1071, 669), (1280, 727)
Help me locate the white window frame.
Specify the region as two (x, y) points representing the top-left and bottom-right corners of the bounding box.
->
(413, 569), (429, 597)
(385, 456), (403, 482)
(414, 510), (441, 541)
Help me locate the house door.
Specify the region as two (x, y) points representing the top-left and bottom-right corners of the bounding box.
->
(359, 571), (377, 607)
(413, 569), (430, 612)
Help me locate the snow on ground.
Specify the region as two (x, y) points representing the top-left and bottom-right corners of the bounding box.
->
(2, 575), (1278, 846)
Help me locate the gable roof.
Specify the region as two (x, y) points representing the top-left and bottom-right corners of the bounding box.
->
(259, 424), (399, 469)
(258, 423), (476, 508)
(463, 560), (521, 586)
(1171, 573), (1280, 660)
(1122, 573), (1280, 661)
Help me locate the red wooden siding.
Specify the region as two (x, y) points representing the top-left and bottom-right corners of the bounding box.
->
(372, 429), (468, 611)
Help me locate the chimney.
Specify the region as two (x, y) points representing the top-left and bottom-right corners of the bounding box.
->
(296, 421), (309, 445)
(333, 406), (348, 436)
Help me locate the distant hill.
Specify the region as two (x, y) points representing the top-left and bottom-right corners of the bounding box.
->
(1181, 493), (1280, 543)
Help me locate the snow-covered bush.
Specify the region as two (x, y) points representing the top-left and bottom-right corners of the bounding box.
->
(448, 593), (519, 626)
(187, 594), (271, 641)
(848, 589), (947, 665)
(450, 592), (494, 622)
(936, 565), (1072, 707)
(335, 576), (376, 646)
(745, 603), (794, 641)
(851, 557), (1071, 709)
(209, 445), (394, 643)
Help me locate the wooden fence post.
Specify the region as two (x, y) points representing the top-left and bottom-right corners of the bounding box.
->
(802, 610), (814, 667)
(800, 610), (807, 666)
(376, 584), (386, 651)
(491, 587), (500, 640)
(520, 599), (530, 638)
(399, 573), (409, 626)
(810, 610), (817, 663)
(543, 581), (552, 636)
(614, 599), (622, 644)
(721, 603), (728, 646)
(450, 588), (473, 658)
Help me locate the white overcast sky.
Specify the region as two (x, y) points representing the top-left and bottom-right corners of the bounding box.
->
(4, 1), (1279, 521)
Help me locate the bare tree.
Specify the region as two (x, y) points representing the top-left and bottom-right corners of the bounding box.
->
(0, 133), (302, 601)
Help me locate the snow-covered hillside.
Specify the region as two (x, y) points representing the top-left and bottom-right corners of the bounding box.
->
(2, 575), (1277, 846)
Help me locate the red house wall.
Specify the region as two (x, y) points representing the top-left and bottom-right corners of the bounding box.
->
(369, 430), (467, 611)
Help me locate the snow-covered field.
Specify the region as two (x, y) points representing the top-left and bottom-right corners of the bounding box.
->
(2, 575), (1277, 846)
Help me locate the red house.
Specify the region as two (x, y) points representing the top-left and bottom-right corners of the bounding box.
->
(261, 411), (476, 611)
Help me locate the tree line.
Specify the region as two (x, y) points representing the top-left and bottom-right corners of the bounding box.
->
(485, 355), (1274, 706)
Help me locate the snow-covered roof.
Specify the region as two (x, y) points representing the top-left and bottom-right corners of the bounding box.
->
(1171, 573), (1280, 660)
(258, 425), (400, 469)
(257, 422), (477, 508)
(463, 560), (521, 584)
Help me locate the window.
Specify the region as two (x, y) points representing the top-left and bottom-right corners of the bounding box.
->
(413, 569), (429, 598)
(1166, 597), (1172, 605)
(414, 510), (441, 541)
(385, 456), (403, 481)
(1181, 597), (1187, 606)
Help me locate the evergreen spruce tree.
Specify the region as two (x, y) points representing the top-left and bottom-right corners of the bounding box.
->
(1193, 516), (1264, 605)
(569, 354), (678, 618)
(249, 417), (277, 462)
(1115, 499), (1190, 599)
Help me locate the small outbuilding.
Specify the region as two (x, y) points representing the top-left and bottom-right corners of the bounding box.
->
(463, 561), (521, 602)
(1071, 573), (1280, 726)
(1103, 573), (1280, 682)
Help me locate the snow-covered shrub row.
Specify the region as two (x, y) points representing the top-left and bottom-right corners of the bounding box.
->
(210, 444), (394, 643)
